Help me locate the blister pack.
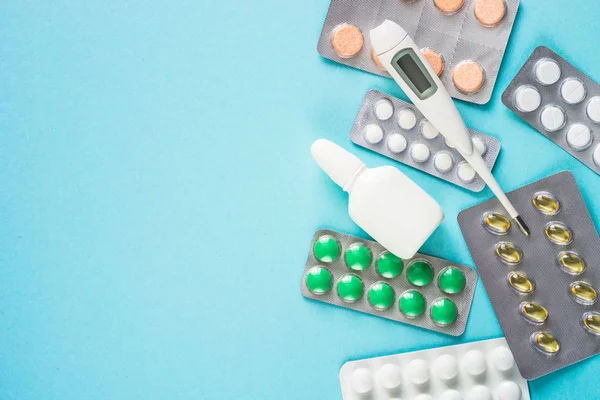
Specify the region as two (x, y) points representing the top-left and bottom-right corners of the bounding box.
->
(340, 337), (530, 400)
(317, 0), (520, 104)
(300, 229), (477, 336)
(502, 46), (600, 175)
(458, 171), (600, 379)
(350, 90), (501, 192)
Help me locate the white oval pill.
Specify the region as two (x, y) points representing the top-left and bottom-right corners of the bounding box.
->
(457, 162), (476, 183)
(433, 354), (458, 381)
(463, 349), (486, 376)
(440, 389), (463, 400)
(375, 99), (394, 120)
(387, 133), (407, 153)
(466, 385), (492, 400)
(363, 124), (384, 144)
(490, 346), (515, 372)
(421, 120), (439, 139)
(472, 137), (487, 155)
(397, 108), (417, 130)
(434, 151), (454, 172)
(593, 144), (600, 167)
(496, 380), (522, 400)
(561, 77), (586, 104)
(351, 368), (373, 394)
(586, 96), (600, 123)
(376, 364), (402, 390)
(535, 58), (561, 85)
(411, 143), (431, 163)
(407, 359), (429, 385)
(566, 123), (592, 151)
(540, 105), (566, 132)
(514, 85), (541, 112)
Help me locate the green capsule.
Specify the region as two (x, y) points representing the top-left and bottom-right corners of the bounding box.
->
(570, 281), (597, 305)
(545, 222), (573, 245)
(430, 298), (458, 326)
(345, 243), (372, 271)
(582, 312), (600, 336)
(495, 242), (523, 265)
(482, 212), (511, 235)
(313, 235), (340, 263)
(507, 272), (534, 294)
(407, 260), (434, 287)
(305, 266), (333, 295)
(368, 282), (395, 311)
(399, 290), (426, 318)
(376, 251), (403, 279)
(336, 274), (364, 303)
(520, 302), (548, 325)
(532, 191), (560, 215)
(531, 331), (560, 355)
(438, 266), (466, 294)
(558, 251), (585, 275)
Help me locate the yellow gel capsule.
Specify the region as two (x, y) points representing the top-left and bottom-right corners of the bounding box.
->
(558, 251), (585, 275)
(507, 272), (534, 294)
(531, 331), (560, 355)
(545, 222), (573, 245)
(495, 242), (523, 265)
(520, 302), (548, 324)
(483, 212), (511, 235)
(582, 312), (600, 336)
(532, 191), (560, 215)
(570, 281), (597, 305)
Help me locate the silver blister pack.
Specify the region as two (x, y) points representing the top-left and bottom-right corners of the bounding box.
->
(317, 0), (520, 104)
(458, 171), (600, 380)
(502, 46), (600, 175)
(350, 89), (501, 192)
(300, 229), (478, 336)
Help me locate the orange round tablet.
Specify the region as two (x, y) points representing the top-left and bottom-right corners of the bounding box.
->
(421, 48), (445, 77)
(434, 0), (465, 14)
(371, 48), (386, 71)
(452, 60), (485, 94)
(474, 0), (506, 27)
(330, 23), (364, 59)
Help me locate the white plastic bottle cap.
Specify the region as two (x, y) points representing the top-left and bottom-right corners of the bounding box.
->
(463, 350), (486, 376)
(407, 359), (429, 385)
(421, 120), (439, 139)
(387, 133), (407, 153)
(490, 346), (515, 372)
(374, 99), (394, 120)
(586, 96), (600, 123)
(472, 137), (487, 155)
(593, 144), (600, 167)
(311, 139), (364, 190)
(363, 124), (384, 144)
(433, 354), (458, 381)
(351, 368), (373, 394)
(540, 105), (566, 132)
(376, 364), (402, 390)
(397, 108), (417, 130)
(514, 85), (541, 112)
(466, 385), (492, 400)
(440, 389), (463, 400)
(457, 162), (477, 183)
(566, 123), (592, 151)
(560, 77), (586, 104)
(411, 143), (431, 163)
(434, 151), (454, 172)
(496, 380), (522, 400)
(535, 58), (561, 85)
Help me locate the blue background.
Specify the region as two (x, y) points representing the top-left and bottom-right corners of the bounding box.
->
(1, 0), (600, 399)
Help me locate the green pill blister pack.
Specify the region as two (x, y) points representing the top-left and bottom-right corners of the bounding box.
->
(301, 229), (478, 336)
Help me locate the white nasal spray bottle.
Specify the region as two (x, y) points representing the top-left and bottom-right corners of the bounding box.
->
(311, 139), (444, 259)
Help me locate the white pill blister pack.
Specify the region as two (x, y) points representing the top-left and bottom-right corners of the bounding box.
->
(350, 90), (501, 192)
(502, 46), (600, 175)
(339, 337), (530, 400)
(317, 0), (520, 104)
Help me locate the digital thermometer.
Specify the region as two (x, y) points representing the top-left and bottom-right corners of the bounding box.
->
(370, 20), (529, 236)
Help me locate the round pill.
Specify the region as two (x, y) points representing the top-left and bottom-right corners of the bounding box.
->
(445, 138), (456, 149)
(368, 282), (395, 311)
(466, 385), (492, 400)
(440, 389), (463, 400)
(439, 266), (466, 294)
(452, 60), (485, 94)
(433, 354), (458, 381)
(434, 151), (454, 173)
(594, 144), (600, 167)
(363, 124), (384, 144)
(376, 364), (403, 390)
(422, 48), (445, 77)
(376, 251), (403, 278)
(514, 85), (541, 113)
(560, 77), (586, 104)
(535, 58), (561, 85)
(415, 395), (433, 400)
(430, 298), (458, 326)
(490, 346), (515, 372)
(421, 120), (440, 139)
(496, 380), (522, 400)
(345, 243), (372, 271)
(457, 162), (477, 183)
(407, 260), (434, 287)
(371, 47), (386, 71)
(337, 274), (364, 303)
(411, 143), (431, 163)
(313, 235), (340, 262)
(375, 99), (394, 121)
(463, 349), (486, 376)
(407, 359), (429, 385)
(387, 133), (408, 154)
(586, 96), (600, 123)
(351, 367), (373, 395)
(305, 266), (333, 295)
(330, 24), (364, 59)
(399, 290), (426, 318)
(472, 137), (487, 155)
(540, 105), (566, 132)
(434, 0), (464, 14)
(566, 123), (592, 151)
(474, 0), (506, 26)
(397, 108), (418, 130)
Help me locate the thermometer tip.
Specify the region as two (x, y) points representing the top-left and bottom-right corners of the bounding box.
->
(513, 215), (530, 236)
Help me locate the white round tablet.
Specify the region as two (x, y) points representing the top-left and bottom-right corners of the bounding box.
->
(376, 364), (402, 390)
(440, 389), (463, 400)
(387, 133), (408, 153)
(457, 162), (477, 183)
(566, 123), (592, 151)
(535, 58), (561, 85)
(375, 99), (394, 121)
(593, 144), (600, 167)
(434, 151), (454, 173)
(351, 368), (373, 394)
(407, 359), (430, 385)
(421, 120), (439, 139)
(414, 394), (433, 400)
(410, 143), (431, 163)
(496, 380), (522, 400)
(397, 108), (418, 130)
(540, 105), (566, 132)
(363, 124), (384, 144)
(514, 85), (541, 112)
(472, 137), (487, 155)
(445, 138), (456, 149)
(586, 96), (600, 123)
(490, 346), (515, 372)
(560, 77), (586, 104)
(466, 385), (492, 400)
(433, 354), (458, 381)
(462, 349), (486, 376)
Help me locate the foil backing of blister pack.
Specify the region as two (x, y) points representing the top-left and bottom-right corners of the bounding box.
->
(502, 46), (600, 175)
(300, 229), (478, 336)
(317, 0), (520, 104)
(350, 89), (501, 191)
(458, 171), (600, 380)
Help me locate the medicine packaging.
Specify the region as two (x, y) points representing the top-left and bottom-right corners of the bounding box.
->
(458, 171), (600, 379)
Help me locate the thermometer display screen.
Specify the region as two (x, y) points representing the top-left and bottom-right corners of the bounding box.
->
(391, 49), (437, 100)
